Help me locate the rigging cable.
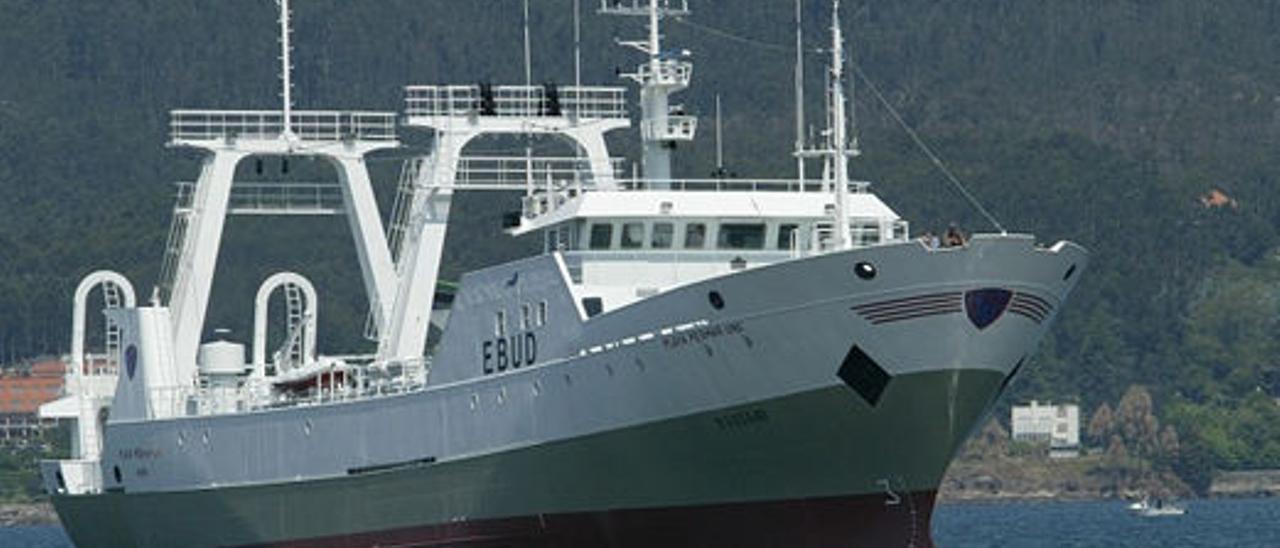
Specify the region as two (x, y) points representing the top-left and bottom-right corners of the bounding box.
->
(671, 16), (1007, 233)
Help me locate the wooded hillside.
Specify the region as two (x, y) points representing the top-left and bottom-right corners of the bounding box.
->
(1, 1), (1278, 481)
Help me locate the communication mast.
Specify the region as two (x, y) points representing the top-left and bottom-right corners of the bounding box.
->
(599, 0), (696, 187)
(278, 0), (295, 140)
(797, 0), (859, 250)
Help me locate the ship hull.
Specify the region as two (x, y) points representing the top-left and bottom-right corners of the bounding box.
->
(54, 369), (1002, 547)
(52, 235), (1085, 547)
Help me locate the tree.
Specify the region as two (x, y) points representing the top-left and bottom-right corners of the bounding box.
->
(1105, 434), (1131, 491)
(1155, 424), (1181, 471)
(1116, 385), (1160, 460)
(1087, 402), (1114, 448)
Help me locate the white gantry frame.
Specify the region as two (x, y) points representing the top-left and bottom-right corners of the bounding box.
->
(72, 270), (137, 374)
(252, 272), (318, 374)
(65, 270), (137, 462)
(378, 84), (630, 361)
(164, 112), (399, 376)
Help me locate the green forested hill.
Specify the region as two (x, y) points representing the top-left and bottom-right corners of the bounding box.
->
(2, 1), (1279, 482)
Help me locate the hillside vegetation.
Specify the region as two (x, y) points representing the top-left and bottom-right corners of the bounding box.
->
(1, 1), (1279, 489)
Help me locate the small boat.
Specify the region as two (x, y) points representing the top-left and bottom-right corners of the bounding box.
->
(1129, 497), (1186, 517)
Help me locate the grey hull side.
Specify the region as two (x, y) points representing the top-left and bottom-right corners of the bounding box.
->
(54, 368), (1003, 547)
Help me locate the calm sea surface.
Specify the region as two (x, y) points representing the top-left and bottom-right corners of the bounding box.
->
(5, 497), (1278, 547)
(932, 497), (1280, 547)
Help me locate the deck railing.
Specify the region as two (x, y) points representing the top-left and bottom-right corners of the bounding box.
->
(404, 85), (628, 119)
(146, 358), (430, 419)
(454, 156), (624, 189)
(170, 110), (398, 142)
(174, 181), (346, 215)
(614, 178), (872, 193)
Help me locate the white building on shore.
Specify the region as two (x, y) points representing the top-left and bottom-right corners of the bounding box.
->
(1011, 401), (1079, 458)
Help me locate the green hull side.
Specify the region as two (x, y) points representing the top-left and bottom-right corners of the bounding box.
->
(54, 368), (1004, 547)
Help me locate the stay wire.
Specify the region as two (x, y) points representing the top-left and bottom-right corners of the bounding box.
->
(849, 63), (1006, 233)
(670, 16), (1007, 234)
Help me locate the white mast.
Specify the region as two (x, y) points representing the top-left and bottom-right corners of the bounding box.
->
(794, 0), (806, 185)
(574, 0), (582, 88)
(715, 93), (723, 172)
(829, 0), (855, 250)
(278, 0), (295, 139)
(600, 0), (694, 187)
(523, 0), (532, 87)
(523, 0), (534, 197)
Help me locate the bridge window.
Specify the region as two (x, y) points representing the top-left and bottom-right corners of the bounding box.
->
(684, 222), (707, 249)
(621, 222), (645, 249)
(651, 222), (674, 249)
(520, 304), (533, 330)
(777, 223), (800, 250)
(854, 223), (881, 246)
(589, 223), (613, 250)
(718, 223), (766, 250)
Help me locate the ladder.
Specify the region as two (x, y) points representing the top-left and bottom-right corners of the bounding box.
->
(156, 191), (194, 304)
(364, 153), (432, 342)
(102, 283), (125, 374)
(159, 157), (217, 310)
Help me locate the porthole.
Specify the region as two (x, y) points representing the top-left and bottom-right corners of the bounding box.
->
(854, 262), (877, 280)
(708, 291), (725, 310)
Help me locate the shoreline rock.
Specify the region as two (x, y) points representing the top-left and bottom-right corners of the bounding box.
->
(0, 502), (59, 527)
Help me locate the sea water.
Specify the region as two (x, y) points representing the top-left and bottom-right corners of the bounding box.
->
(5, 497), (1278, 547)
(932, 497), (1280, 547)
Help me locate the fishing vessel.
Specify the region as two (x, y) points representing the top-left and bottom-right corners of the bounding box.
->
(39, 1), (1086, 546)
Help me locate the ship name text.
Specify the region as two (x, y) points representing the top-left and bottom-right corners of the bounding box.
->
(482, 332), (537, 375)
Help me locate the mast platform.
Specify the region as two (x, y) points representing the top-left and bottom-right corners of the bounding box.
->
(404, 85), (627, 125)
(169, 109), (398, 151)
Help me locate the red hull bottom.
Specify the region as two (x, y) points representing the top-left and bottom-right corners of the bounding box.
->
(249, 490), (938, 548)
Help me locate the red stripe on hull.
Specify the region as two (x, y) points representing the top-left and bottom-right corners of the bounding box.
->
(245, 491), (937, 548)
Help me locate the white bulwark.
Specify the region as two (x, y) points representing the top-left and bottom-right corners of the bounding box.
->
(1011, 401), (1080, 457)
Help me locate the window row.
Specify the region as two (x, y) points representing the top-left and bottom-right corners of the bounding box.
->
(495, 300), (550, 337)
(586, 221), (804, 251)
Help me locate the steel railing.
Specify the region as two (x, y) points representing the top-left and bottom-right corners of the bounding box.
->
(174, 181), (346, 215)
(170, 110), (397, 142)
(145, 358), (430, 419)
(614, 178), (872, 193)
(454, 156), (624, 188)
(404, 85), (628, 119)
